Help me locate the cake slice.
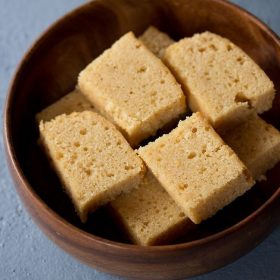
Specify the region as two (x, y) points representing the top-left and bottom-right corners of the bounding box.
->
(138, 112), (255, 224)
(164, 32), (275, 131)
(139, 26), (175, 58)
(39, 111), (145, 222)
(36, 89), (94, 123)
(36, 29), (173, 125)
(78, 32), (186, 147)
(110, 171), (193, 246)
(224, 115), (280, 180)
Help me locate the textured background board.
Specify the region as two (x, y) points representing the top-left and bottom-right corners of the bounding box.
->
(0, 0), (279, 279)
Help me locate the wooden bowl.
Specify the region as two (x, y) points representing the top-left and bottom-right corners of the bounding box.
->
(4, 0), (280, 279)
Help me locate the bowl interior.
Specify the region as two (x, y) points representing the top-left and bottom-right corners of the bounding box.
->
(8, 0), (280, 245)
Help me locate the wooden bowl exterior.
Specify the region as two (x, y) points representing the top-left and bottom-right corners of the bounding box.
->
(4, 0), (280, 279)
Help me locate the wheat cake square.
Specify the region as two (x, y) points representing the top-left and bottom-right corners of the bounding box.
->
(224, 114), (280, 180)
(39, 111), (145, 222)
(110, 171), (193, 246)
(78, 32), (186, 147)
(138, 112), (255, 224)
(36, 27), (174, 125)
(36, 89), (94, 123)
(164, 32), (275, 131)
(139, 26), (175, 58)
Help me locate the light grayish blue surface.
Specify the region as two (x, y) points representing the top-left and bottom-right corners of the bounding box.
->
(0, 0), (279, 279)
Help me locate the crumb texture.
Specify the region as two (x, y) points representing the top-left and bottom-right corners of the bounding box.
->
(164, 32), (275, 130)
(224, 114), (280, 179)
(39, 111), (145, 222)
(139, 26), (175, 58)
(36, 89), (94, 123)
(78, 32), (186, 146)
(111, 171), (190, 246)
(138, 112), (255, 224)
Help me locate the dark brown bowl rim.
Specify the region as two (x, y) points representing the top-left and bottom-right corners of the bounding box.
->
(3, 0), (280, 253)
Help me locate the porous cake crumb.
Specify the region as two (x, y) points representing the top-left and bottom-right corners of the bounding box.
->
(164, 32), (275, 130)
(138, 112), (255, 224)
(139, 26), (175, 58)
(39, 111), (145, 222)
(78, 32), (186, 147)
(111, 172), (193, 246)
(224, 114), (280, 180)
(36, 89), (94, 123)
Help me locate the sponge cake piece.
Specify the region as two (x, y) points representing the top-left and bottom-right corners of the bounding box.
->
(78, 32), (186, 147)
(36, 28), (174, 125)
(164, 32), (275, 131)
(111, 171), (193, 246)
(36, 89), (94, 123)
(224, 115), (280, 180)
(39, 111), (145, 222)
(139, 26), (175, 58)
(138, 112), (255, 224)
